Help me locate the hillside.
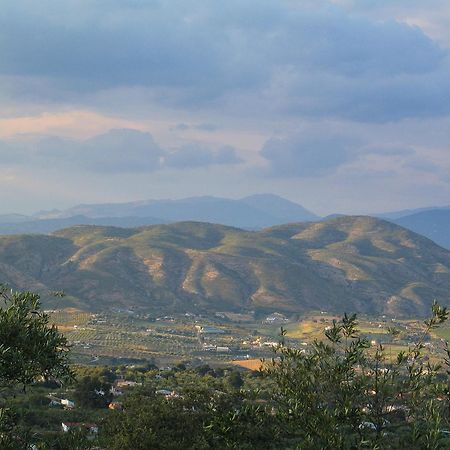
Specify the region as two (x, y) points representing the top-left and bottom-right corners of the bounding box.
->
(0, 216), (449, 317)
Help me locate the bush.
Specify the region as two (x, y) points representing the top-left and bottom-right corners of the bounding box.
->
(263, 303), (450, 448)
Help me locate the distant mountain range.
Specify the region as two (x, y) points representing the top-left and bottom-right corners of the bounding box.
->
(376, 206), (443, 220)
(369, 205), (450, 250)
(0, 215), (163, 235)
(0, 194), (319, 234)
(0, 216), (449, 317)
(391, 209), (450, 250)
(1, 196), (450, 252)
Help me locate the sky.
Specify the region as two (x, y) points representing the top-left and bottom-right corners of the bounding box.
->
(1, 0), (450, 216)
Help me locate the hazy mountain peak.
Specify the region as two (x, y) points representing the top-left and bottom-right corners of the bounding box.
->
(241, 194), (318, 221)
(25, 194), (320, 230)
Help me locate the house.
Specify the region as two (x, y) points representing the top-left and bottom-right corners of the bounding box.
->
(47, 394), (62, 405)
(110, 385), (124, 396)
(263, 313), (289, 324)
(216, 346), (230, 353)
(108, 402), (123, 411)
(156, 389), (173, 396)
(115, 380), (142, 389)
(195, 325), (225, 334)
(359, 421), (377, 431)
(61, 422), (98, 434)
(156, 389), (181, 399)
(202, 344), (216, 351)
(60, 399), (75, 409)
(262, 341), (278, 348)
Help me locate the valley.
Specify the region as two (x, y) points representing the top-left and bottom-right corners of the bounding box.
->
(48, 307), (449, 368)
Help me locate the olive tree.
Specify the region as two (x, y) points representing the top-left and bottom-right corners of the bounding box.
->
(264, 302), (450, 449)
(0, 286), (71, 448)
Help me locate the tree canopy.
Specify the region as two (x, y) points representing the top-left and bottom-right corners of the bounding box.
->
(0, 287), (71, 448)
(0, 286), (71, 387)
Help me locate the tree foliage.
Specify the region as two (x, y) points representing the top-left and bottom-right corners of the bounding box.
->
(74, 376), (113, 409)
(264, 301), (450, 449)
(0, 287), (71, 448)
(0, 286), (71, 387)
(101, 386), (278, 449)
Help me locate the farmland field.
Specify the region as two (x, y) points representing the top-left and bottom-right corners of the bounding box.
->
(48, 309), (449, 367)
(232, 359), (265, 371)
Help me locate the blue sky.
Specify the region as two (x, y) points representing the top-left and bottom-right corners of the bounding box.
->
(1, 0), (450, 215)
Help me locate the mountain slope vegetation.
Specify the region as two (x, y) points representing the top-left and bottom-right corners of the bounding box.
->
(0, 216), (449, 317)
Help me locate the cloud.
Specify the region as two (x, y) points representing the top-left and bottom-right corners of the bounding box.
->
(78, 129), (165, 172)
(1, 0), (449, 122)
(172, 122), (219, 132)
(173, 123), (190, 131)
(165, 144), (242, 169)
(0, 110), (147, 139)
(195, 123), (219, 132)
(0, 129), (165, 173)
(2, 1), (450, 216)
(0, 129), (242, 173)
(363, 146), (416, 156)
(403, 157), (441, 173)
(260, 132), (355, 177)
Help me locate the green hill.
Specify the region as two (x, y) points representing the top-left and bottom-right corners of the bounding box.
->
(0, 216), (449, 317)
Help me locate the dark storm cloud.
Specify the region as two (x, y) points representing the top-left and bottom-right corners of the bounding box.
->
(0, 129), (242, 173)
(0, 0), (448, 122)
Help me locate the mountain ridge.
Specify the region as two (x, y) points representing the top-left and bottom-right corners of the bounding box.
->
(0, 216), (448, 318)
(0, 194), (319, 234)
(392, 209), (450, 250)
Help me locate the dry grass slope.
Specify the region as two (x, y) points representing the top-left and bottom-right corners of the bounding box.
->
(0, 216), (449, 317)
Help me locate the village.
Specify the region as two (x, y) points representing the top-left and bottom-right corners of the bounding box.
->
(48, 307), (445, 369)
